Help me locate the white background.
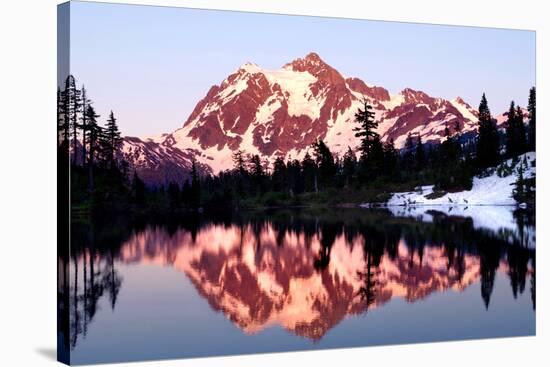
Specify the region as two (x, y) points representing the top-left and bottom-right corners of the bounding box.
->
(0, 0), (548, 366)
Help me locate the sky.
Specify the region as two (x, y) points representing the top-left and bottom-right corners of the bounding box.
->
(66, 1), (536, 137)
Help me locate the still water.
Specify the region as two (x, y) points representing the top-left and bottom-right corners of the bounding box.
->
(59, 207), (535, 365)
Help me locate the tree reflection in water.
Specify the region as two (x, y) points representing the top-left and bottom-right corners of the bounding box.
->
(59, 208), (535, 350)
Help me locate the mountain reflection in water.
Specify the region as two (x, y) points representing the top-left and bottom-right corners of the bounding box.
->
(58, 208), (535, 364)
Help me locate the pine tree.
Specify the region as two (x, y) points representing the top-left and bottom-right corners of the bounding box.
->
(382, 139), (398, 179)
(286, 159), (302, 196)
(527, 87), (536, 151)
(505, 101), (517, 157)
(476, 93), (500, 169)
(248, 154), (264, 194)
(415, 135), (426, 171)
(436, 123), (467, 191)
(505, 101), (526, 157)
(249, 154), (263, 178)
(80, 86), (91, 165)
(57, 86), (67, 149)
(515, 105), (527, 155)
(342, 147), (357, 187)
(232, 149), (247, 176)
(402, 132), (415, 172)
(404, 132), (415, 150)
(272, 156), (287, 192)
(181, 179), (191, 207)
(85, 105), (101, 192)
(352, 99), (379, 160)
(167, 182), (181, 210)
(230, 150), (248, 197)
(312, 140), (336, 190)
(286, 159), (304, 195)
(101, 111), (123, 169)
(131, 171), (146, 205)
(364, 136), (385, 181)
(441, 124), (461, 164)
(513, 161), (525, 202)
(190, 160), (201, 209)
(301, 152), (317, 192)
(64, 75), (82, 165)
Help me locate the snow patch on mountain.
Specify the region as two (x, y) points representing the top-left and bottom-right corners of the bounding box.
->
(450, 97), (478, 122)
(382, 93), (405, 110)
(239, 62), (322, 119)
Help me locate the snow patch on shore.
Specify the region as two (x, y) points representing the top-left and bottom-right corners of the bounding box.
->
(360, 152), (536, 248)
(386, 152), (535, 207)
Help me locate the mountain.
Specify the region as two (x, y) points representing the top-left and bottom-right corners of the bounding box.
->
(122, 52), (496, 185)
(117, 219), (527, 341)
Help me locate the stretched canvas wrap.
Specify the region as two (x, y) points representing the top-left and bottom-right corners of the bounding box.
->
(57, 1), (536, 365)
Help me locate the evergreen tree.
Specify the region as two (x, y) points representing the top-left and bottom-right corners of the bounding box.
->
(231, 149), (248, 197)
(363, 136), (385, 181)
(513, 161), (526, 202)
(476, 93), (500, 169)
(527, 87), (536, 151)
(232, 149), (247, 176)
(301, 152), (317, 192)
(131, 171), (146, 205)
(272, 156), (287, 192)
(435, 123), (472, 191)
(404, 132), (415, 150)
(85, 105), (101, 192)
(342, 147), (357, 187)
(57, 86), (67, 149)
(167, 182), (181, 210)
(442, 124), (460, 163)
(286, 159), (303, 196)
(80, 86), (91, 165)
(248, 154), (265, 194)
(312, 140), (336, 190)
(352, 99), (379, 160)
(64, 75), (82, 165)
(402, 132), (415, 173)
(415, 135), (426, 171)
(351, 99), (385, 182)
(505, 101), (526, 157)
(516, 105), (527, 154)
(181, 179), (191, 207)
(382, 139), (398, 179)
(505, 101), (517, 157)
(190, 160), (201, 209)
(102, 111), (123, 169)
(249, 154), (263, 178)
(62, 75), (82, 163)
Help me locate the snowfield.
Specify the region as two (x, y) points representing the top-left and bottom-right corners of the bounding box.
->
(384, 152), (535, 207)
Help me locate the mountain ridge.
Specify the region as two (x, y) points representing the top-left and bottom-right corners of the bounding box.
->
(122, 52), (510, 185)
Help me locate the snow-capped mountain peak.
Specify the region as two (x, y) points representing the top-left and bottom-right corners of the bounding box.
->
(122, 52), (495, 185)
